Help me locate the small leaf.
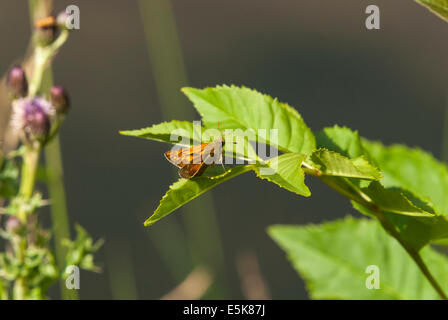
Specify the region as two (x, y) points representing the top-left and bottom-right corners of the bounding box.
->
(268, 217), (448, 299)
(255, 153), (310, 196)
(182, 85), (316, 155)
(63, 224), (103, 272)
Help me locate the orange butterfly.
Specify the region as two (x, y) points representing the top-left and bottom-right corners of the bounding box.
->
(164, 137), (226, 179)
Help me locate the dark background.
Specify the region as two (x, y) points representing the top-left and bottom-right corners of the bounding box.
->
(0, 0), (447, 299)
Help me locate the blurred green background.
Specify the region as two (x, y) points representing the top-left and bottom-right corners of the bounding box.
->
(1, 0), (447, 299)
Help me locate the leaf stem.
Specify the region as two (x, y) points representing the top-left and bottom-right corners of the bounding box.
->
(28, 30), (69, 96)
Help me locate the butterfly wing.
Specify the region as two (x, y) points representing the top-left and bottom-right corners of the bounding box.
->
(164, 143), (208, 168)
(164, 149), (185, 168)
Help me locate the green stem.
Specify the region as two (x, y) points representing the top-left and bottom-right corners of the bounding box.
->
(375, 212), (448, 300)
(317, 174), (448, 300)
(44, 138), (77, 300)
(28, 30), (69, 96)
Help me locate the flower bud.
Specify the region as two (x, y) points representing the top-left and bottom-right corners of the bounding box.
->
(33, 16), (57, 47)
(11, 97), (54, 145)
(5, 216), (22, 234)
(50, 86), (70, 114)
(6, 65), (28, 98)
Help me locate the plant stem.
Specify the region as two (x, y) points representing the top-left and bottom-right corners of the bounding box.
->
(28, 31), (69, 97)
(45, 137), (77, 300)
(27, 0), (74, 298)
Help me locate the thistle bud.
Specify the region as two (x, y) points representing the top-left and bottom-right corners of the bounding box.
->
(6, 65), (28, 98)
(5, 216), (22, 234)
(33, 16), (57, 47)
(56, 11), (70, 30)
(50, 85), (70, 114)
(11, 97), (54, 145)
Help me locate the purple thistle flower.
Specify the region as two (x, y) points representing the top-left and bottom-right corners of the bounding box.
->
(11, 97), (55, 144)
(7, 65), (28, 98)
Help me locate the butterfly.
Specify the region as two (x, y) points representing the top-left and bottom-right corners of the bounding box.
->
(164, 137), (226, 179)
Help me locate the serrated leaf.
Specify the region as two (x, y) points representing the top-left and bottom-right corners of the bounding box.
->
(309, 149), (381, 180)
(314, 125), (448, 250)
(255, 153), (310, 196)
(414, 0), (448, 22)
(182, 85), (316, 155)
(144, 165), (254, 226)
(269, 217), (448, 299)
(145, 153), (312, 226)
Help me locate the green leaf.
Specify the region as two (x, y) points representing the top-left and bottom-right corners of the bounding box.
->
(144, 165), (254, 226)
(145, 152), (314, 226)
(362, 182), (434, 217)
(268, 217), (448, 299)
(255, 153), (310, 196)
(414, 0), (448, 22)
(314, 125), (448, 250)
(362, 140), (448, 215)
(308, 148), (381, 180)
(182, 85), (316, 155)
